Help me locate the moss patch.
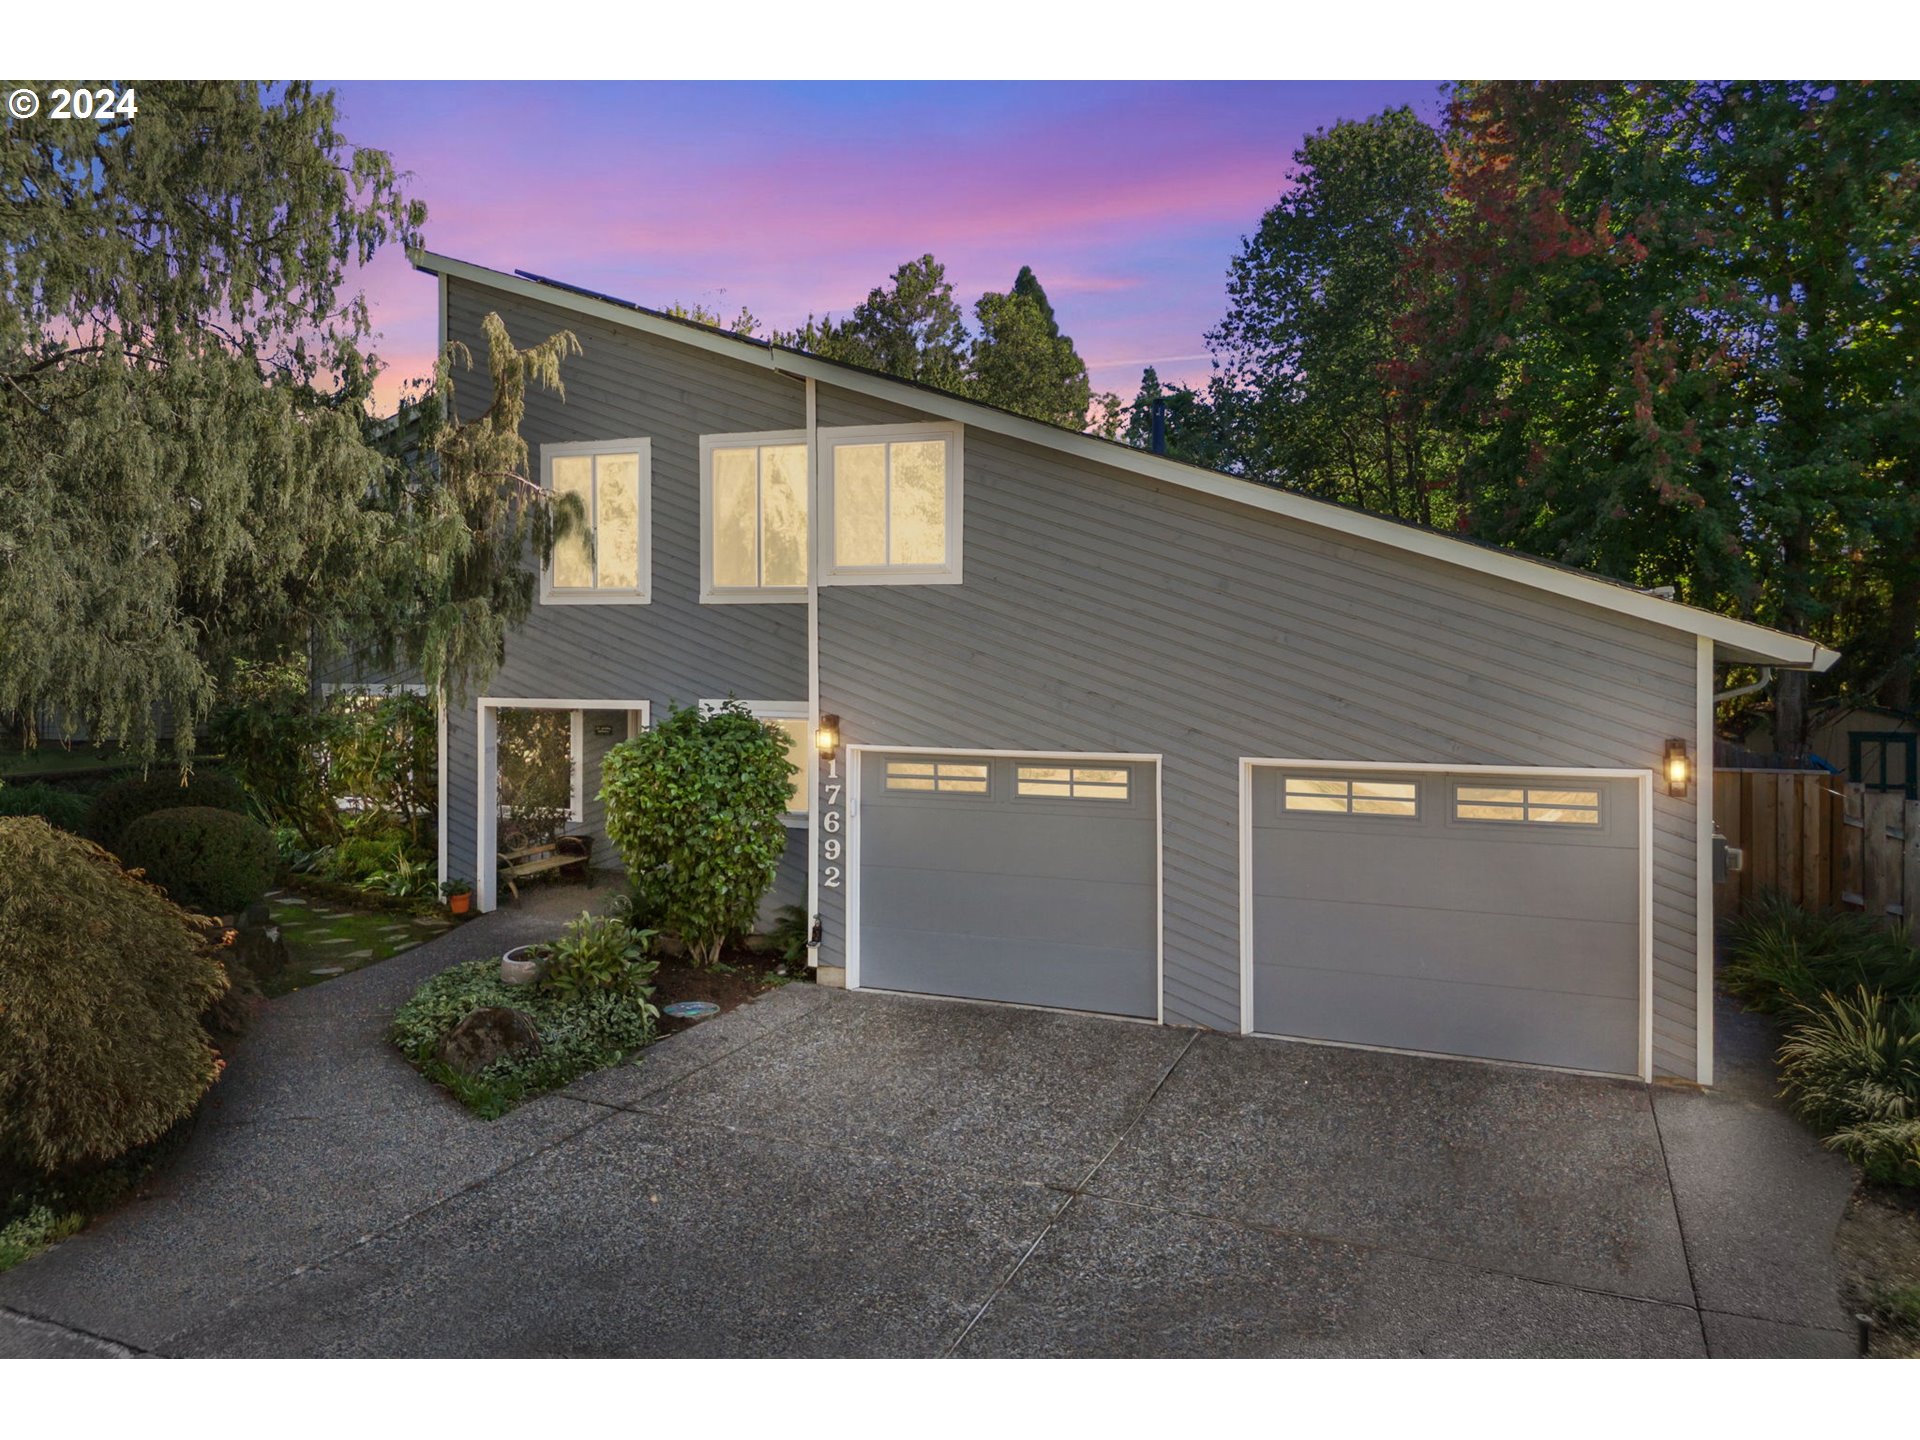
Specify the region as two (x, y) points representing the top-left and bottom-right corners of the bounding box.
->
(265, 889), (451, 997)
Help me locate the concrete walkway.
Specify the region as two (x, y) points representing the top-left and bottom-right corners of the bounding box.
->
(0, 906), (1860, 1357)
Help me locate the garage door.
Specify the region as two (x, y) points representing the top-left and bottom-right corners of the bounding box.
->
(856, 751), (1158, 1018)
(1248, 767), (1643, 1075)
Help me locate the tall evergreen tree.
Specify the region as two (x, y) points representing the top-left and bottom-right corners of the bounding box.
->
(0, 81), (425, 765)
(969, 267), (1095, 428)
(1120, 366), (1224, 469)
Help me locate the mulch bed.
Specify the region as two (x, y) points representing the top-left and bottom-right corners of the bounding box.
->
(650, 944), (809, 1035)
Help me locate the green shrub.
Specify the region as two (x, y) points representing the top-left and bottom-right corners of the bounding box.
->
(1778, 987), (1920, 1187)
(601, 701), (795, 967)
(117, 806), (278, 915)
(0, 818), (229, 1183)
(539, 912), (659, 1003)
(391, 955), (658, 1118)
(768, 903), (811, 967)
(0, 1205), (85, 1273)
(1724, 893), (1920, 1015)
(86, 769), (248, 850)
(0, 780), (89, 832)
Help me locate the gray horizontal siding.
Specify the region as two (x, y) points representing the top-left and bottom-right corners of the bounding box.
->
(441, 279), (808, 926)
(813, 382), (1702, 1078)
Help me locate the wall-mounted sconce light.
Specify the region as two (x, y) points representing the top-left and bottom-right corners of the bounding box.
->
(816, 714), (841, 763)
(1665, 738), (1691, 799)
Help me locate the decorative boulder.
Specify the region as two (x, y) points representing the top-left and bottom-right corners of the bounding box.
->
(437, 1007), (543, 1075)
(230, 901), (289, 983)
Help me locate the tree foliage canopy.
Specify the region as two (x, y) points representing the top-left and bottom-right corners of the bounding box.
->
(0, 81), (425, 765)
(776, 256), (1108, 429)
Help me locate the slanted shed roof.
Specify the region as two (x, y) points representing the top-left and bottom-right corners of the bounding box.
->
(412, 250), (1838, 673)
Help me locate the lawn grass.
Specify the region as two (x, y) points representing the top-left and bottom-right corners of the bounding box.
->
(265, 888), (452, 997)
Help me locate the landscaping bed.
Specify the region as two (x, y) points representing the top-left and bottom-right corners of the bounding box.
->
(1722, 892), (1920, 1355)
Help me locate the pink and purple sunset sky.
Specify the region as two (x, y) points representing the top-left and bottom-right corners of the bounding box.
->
(334, 81), (1442, 415)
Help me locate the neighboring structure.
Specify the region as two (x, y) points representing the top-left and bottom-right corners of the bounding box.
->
(1743, 703), (1918, 799)
(398, 251), (1838, 1087)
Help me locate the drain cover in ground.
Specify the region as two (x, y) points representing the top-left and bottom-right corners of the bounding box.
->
(662, 1001), (720, 1019)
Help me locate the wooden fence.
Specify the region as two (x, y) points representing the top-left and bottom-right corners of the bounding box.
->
(1713, 768), (1917, 925)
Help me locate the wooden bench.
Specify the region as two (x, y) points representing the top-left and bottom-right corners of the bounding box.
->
(497, 834), (592, 901)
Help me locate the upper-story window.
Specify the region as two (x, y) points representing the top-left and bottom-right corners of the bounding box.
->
(701, 431), (809, 603)
(823, 423), (963, 584)
(540, 439), (652, 605)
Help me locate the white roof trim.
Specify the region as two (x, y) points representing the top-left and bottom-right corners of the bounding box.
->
(413, 250), (1838, 673)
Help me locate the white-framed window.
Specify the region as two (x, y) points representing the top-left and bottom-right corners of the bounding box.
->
(1283, 775), (1419, 817)
(540, 438), (652, 604)
(700, 431), (810, 603)
(822, 423), (963, 584)
(884, 759), (988, 794)
(1454, 784), (1602, 826)
(701, 700), (810, 825)
(1016, 764), (1131, 801)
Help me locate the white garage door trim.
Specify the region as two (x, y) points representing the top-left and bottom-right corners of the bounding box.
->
(846, 744), (1165, 1024)
(1237, 758), (1654, 1082)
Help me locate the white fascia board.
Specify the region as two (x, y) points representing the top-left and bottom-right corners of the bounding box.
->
(413, 250), (1837, 672)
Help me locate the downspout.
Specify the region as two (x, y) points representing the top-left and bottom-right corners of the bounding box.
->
(804, 377), (821, 965)
(1713, 667), (1773, 704)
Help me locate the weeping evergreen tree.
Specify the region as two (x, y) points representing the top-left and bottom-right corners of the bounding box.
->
(0, 81), (424, 765)
(373, 313), (582, 704)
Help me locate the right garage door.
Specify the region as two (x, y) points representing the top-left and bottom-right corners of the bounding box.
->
(1248, 766), (1643, 1076)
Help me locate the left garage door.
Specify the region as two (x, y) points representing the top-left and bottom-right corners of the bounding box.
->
(855, 751), (1159, 1019)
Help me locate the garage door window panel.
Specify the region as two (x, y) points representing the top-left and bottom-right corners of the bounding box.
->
(1281, 775), (1418, 818)
(1455, 784), (1602, 826)
(1016, 765), (1131, 801)
(883, 760), (989, 795)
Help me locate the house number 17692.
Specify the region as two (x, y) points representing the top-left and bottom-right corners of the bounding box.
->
(821, 763), (843, 887)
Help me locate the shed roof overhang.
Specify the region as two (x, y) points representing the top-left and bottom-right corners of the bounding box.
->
(412, 249), (1839, 675)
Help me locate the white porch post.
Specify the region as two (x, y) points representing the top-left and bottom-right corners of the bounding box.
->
(476, 702), (499, 913)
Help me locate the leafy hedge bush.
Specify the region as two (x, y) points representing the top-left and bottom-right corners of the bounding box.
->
(0, 780), (89, 833)
(0, 818), (229, 1183)
(601, 701), (795, 967)
(87, 769), (248, 850)
(392, 955), (659, 1119)
(117, 805), (279, 915)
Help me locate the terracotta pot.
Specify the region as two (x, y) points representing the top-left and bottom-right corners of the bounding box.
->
(448, 892), (471, 915)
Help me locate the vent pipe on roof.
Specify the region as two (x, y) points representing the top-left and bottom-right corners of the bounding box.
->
(1150, 397), (1167, 456)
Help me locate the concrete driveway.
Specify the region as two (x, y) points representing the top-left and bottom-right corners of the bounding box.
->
(0, 911), (1859, 1357)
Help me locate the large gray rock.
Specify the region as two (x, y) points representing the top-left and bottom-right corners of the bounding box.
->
(231, 907), (288, 982)
(438, 1008), (543, 1075)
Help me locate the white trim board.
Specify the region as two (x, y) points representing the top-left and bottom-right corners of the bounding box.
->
(414, 249), (1834, 673)
(473, 696), (651, 913)
(1695, 636), (1717, 1086)
(1237, 757), (1656, 1084)
(844, 743), (1165, 1026)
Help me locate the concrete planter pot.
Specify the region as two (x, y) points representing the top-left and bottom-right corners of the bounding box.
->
(500, 944), (546, 987)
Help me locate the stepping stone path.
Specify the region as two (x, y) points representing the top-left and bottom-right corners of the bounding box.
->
(260, 888), (457, 997)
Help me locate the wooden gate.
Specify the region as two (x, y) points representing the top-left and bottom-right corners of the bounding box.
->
(1714, 769), (1917, 925)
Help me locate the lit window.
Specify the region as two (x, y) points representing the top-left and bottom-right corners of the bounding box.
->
(1283, 775), (1418, 817)
(701, 701), (810, 823)
(542, 440), (651, 603)
(1454, 784), (1602, 825)
(825, 424), (962, 582)
(702, 433), (809, 601)
(885, 760), (988, 794)
(1016, 765), (1130, 801)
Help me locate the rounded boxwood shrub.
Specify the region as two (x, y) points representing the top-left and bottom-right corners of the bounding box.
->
(0, 818), (229, 1182)
(87, 770), (248, 850)
(117, 806), (278, 915)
